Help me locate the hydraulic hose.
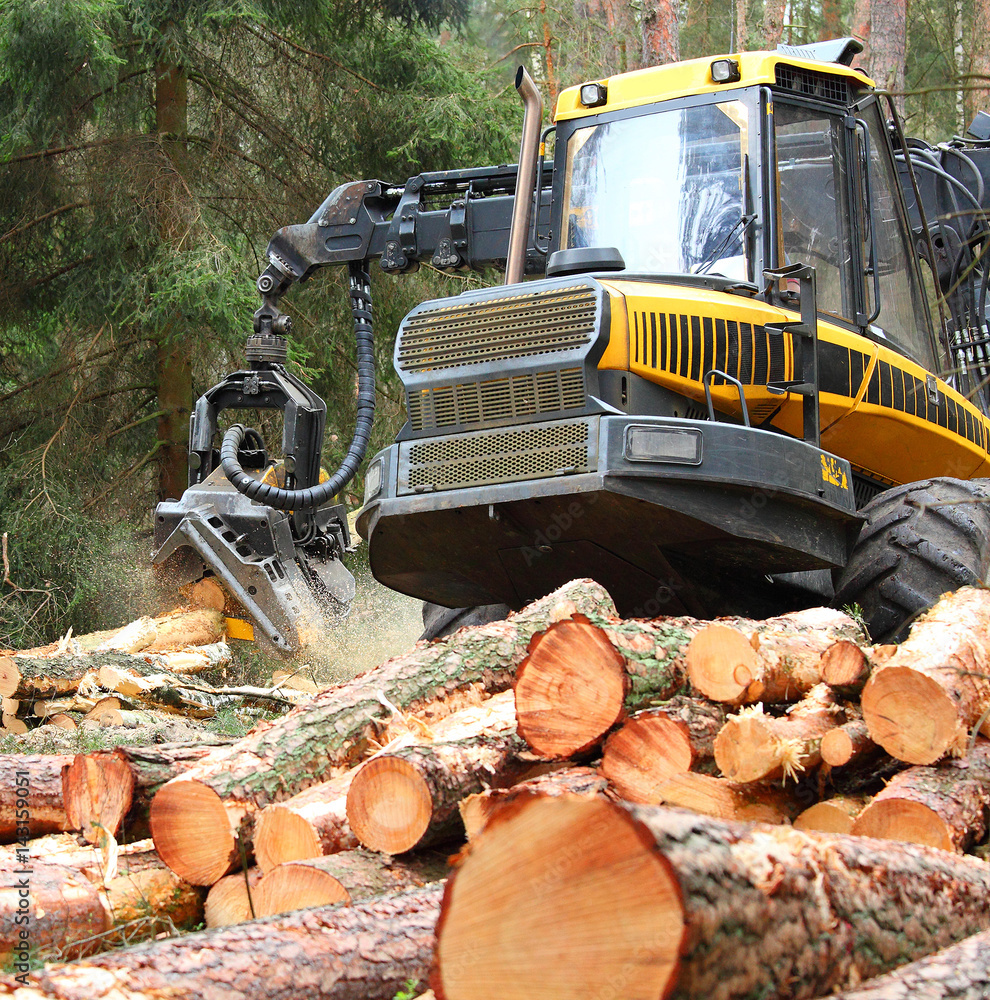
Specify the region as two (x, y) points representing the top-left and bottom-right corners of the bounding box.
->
(220, 261), (376, 511)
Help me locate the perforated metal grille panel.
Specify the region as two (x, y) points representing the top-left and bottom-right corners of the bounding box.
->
(400, 419), (594, 493)
(407, 368), (586, 431)
(397, 285), (598, 372)
(775, 65), (849, 103)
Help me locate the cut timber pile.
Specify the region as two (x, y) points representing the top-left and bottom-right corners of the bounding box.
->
(14, 580), (990, 1000)
(433, 797), (990, 1000)
(150, 580), (617, 884)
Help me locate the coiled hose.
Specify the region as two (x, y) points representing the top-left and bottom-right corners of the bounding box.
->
(220, 262), (375, 511)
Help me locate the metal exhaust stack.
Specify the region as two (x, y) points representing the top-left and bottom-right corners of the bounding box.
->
(505, 66), (543, 285)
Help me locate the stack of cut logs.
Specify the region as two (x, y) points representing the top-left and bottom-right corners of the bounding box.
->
(6, 579), (990, 1000)
(0, 598), (314, 735)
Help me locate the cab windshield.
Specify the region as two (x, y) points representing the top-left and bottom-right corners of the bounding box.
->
(561, 98), (753, 279)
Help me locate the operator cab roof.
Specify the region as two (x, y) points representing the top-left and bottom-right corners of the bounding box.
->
(555, 40), (876, 121)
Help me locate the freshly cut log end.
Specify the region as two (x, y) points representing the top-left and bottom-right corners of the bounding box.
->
(820, 640), (870, 695)
(255, 863), (351, 918)
(0, 657), (15, 699)
(685, 625), (758, 704)
(861, 666), (961, 765)
(434, 796), (683, 1000)
(254, 806), (323, 872)
(62, 752), (135, 843)
(852, 798), (953, 852)
(346, 757), (432, 855)
(514, 616), (628, 758)
(820, 720), (876, 768)
(150, 779), (238, 885)
(793, 797), (867, 835)
(601, 714), (695, 804)
(204, 868), (263, 927)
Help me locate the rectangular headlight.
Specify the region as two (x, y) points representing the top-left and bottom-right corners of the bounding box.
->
(710, 58), (741, 84)
(625, 425), (703, 465)
(580, 82), (607, 107)
(364, 459), (384, 503)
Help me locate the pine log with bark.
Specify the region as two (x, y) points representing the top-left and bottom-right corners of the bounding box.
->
(714, 684), (843, 782)
(851, 741), (990, 851)
(459, 767), (607, 841)
(2, 882), (443, 1000)
(861, 587), (990, 763)
(0, 857), (202, 963)
(686, 608), (865, 705)
(0, 836), (162, 882)
(346, 732), (533, 854)
(656, 771), (802, 823)
(151, 580), (617, 885)
(433, 797), (990, 1000)
(0, 754), (73, 841)
(820, 711), (880, 768)
(600, 697), (724, 803)
(254, 772), (357, 873)
(254, 849), (449, 918)
(820, 639), (873, 696)
(253, 692), (517, 871)
(827, 925), (990, 1000)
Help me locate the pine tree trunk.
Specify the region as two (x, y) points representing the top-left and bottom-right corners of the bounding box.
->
(641, 0), (679, 64)
(4, 882), (443, 1000)
(868, 0), (906, 114)
(434, 798), (990, 1000)
(860, 587), (990, 764)
(150, 580), (616, 884)
(600, 698), (724, 803)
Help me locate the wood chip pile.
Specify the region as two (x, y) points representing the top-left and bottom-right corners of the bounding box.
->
(4, 579), (990, 999)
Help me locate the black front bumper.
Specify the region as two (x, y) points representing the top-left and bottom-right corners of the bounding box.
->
(356, 415), (861, 618)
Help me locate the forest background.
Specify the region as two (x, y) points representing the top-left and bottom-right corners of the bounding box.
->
(0, 0), (983, 650)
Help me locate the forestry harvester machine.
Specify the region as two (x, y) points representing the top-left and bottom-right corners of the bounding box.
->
(153, 38), (990, 655)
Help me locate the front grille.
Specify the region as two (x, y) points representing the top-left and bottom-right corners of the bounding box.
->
(397, 284), (598, 372)
(407, 368), (586, 431)
(400, 418), (594, 493)
(775, 65), (849, 103)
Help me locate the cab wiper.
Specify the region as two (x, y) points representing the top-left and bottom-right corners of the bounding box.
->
(695, 213), (758, 275)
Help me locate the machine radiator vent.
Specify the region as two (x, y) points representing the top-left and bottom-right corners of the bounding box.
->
(397, 284), (598, 372)
(774, 65), (849, 103)
(400, 418), (594, 493)
(407, 368), (586, 431)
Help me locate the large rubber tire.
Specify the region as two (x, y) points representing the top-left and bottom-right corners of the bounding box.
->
(833, 477), (990, 643)
(419, 603), (512, 642)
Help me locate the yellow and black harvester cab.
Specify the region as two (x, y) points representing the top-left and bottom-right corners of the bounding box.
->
(153, 38), (990, 652)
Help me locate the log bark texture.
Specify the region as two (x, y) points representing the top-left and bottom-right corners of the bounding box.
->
(861, 587), (990, 764)
(2, 882), (443, 1000)
(600, 697), (724, 803)
(150, 579), (615, 884)
(826, 925), (990, 999)
(851, 741), (990, 852)
(434, 797), (990, 1000)
(0, 755), (73, 841)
